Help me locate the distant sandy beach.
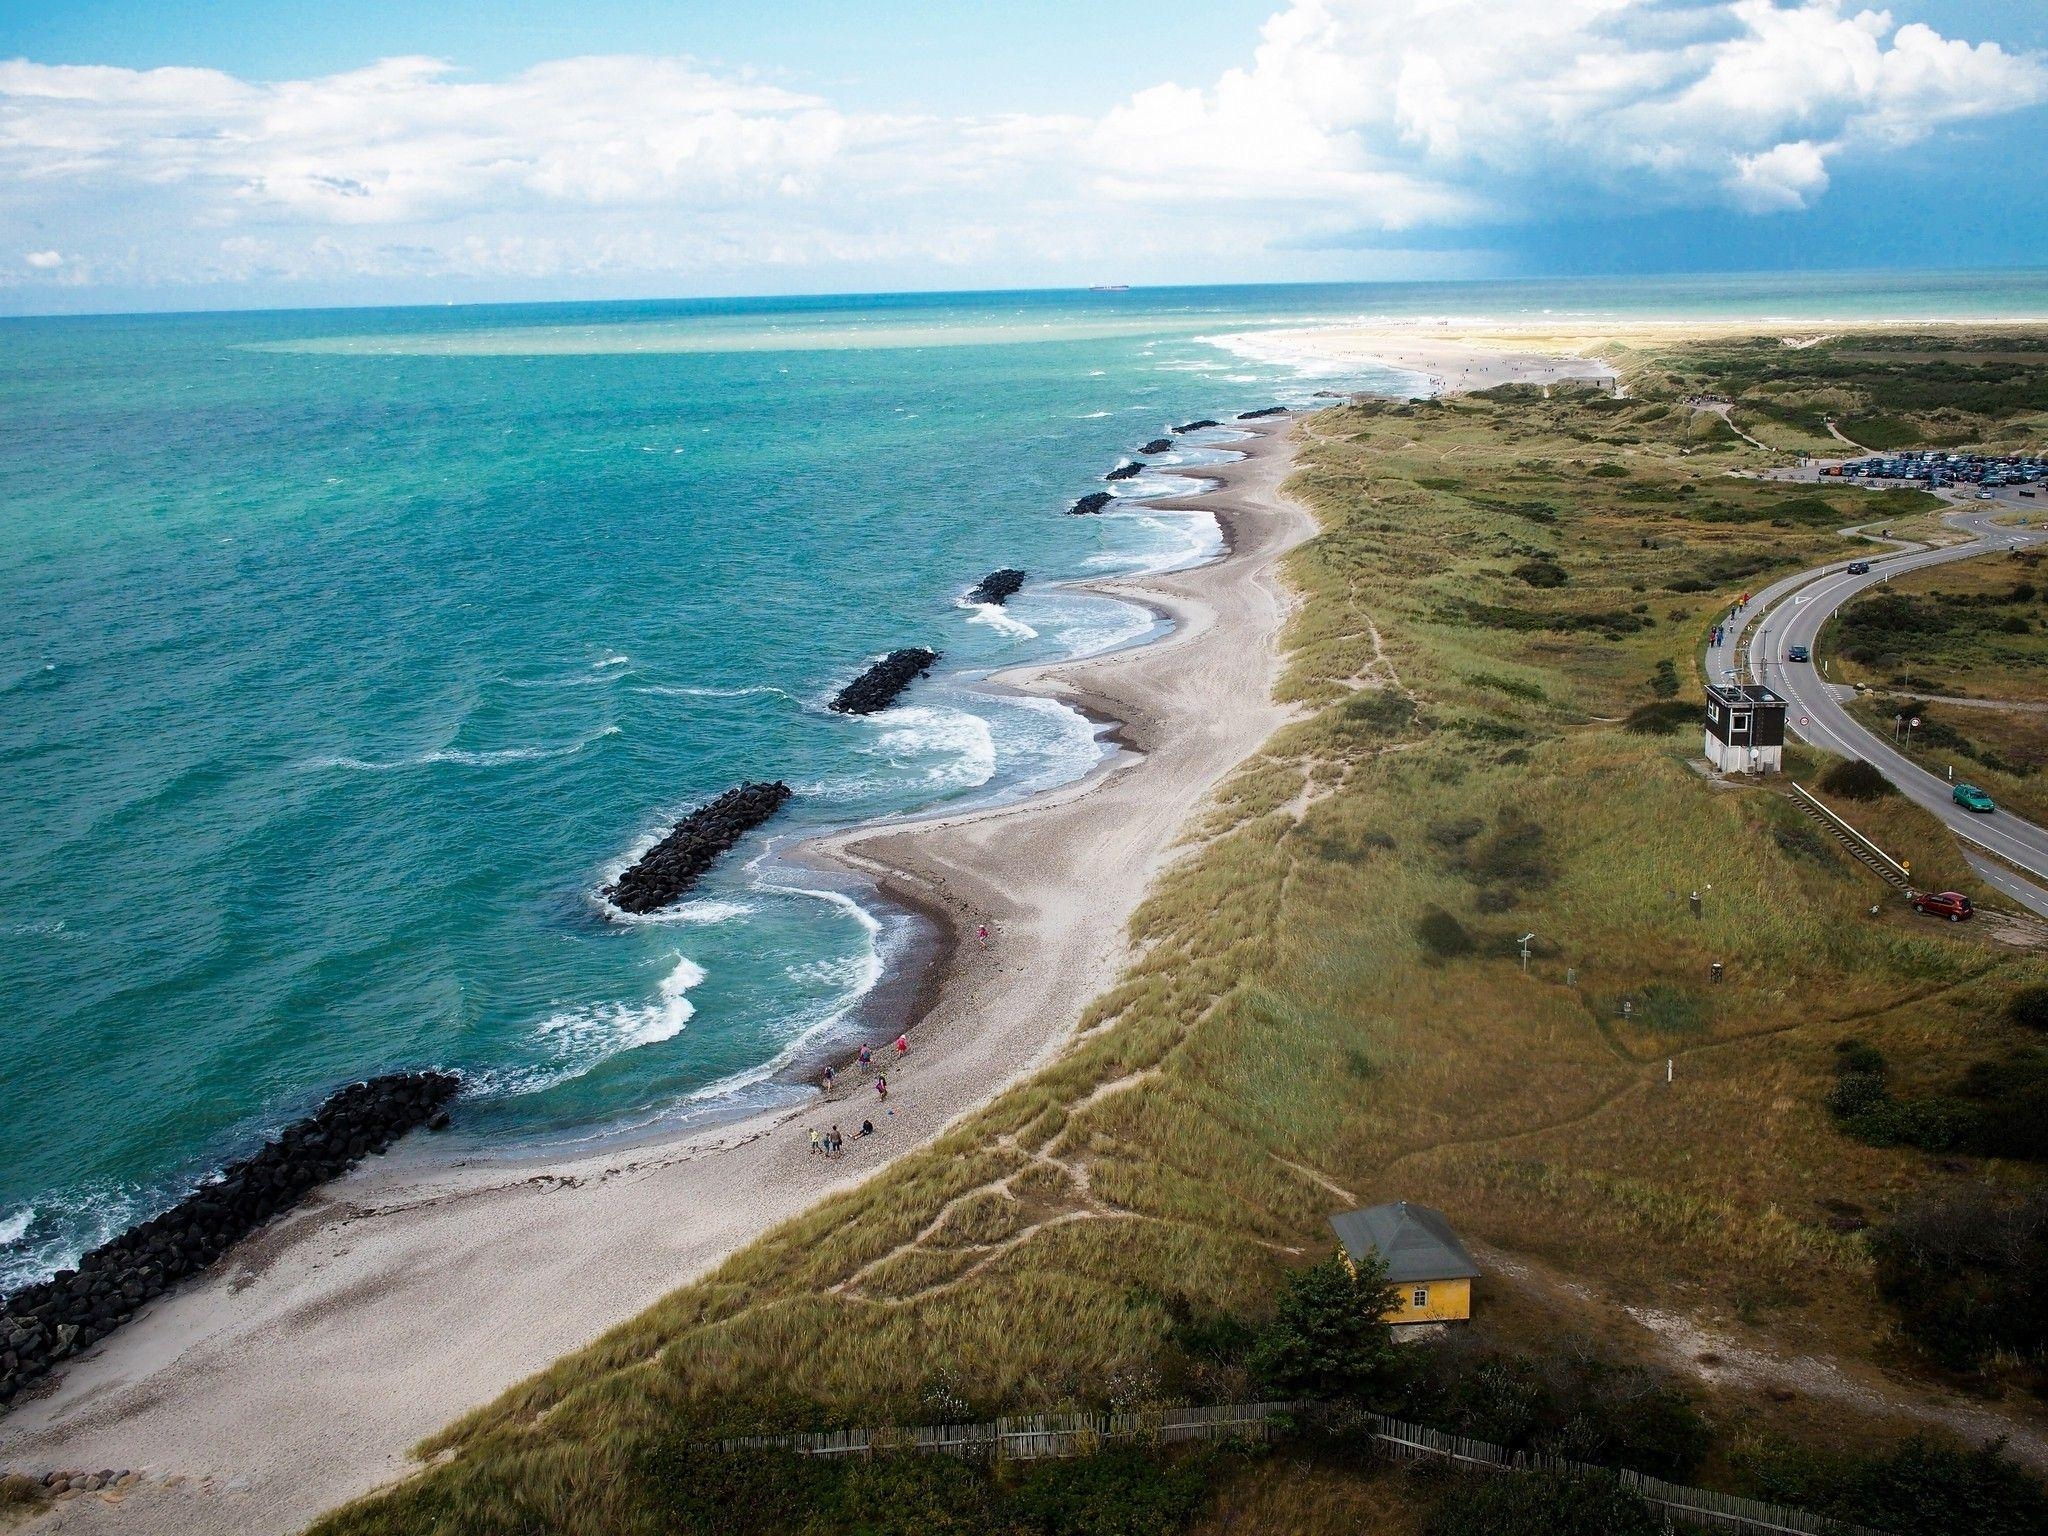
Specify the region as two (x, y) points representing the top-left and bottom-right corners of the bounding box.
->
(1231, 313), (2048, 397)
(0, 421), (1316, 1535)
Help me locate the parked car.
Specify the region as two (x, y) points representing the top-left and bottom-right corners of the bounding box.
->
(1910, 890), (1975, 922)
(1953, 783), (1996, 813)
(1846, 561), (1871, 574)
(1787, 645), (1810, 662)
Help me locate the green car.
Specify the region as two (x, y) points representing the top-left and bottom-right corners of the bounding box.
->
(1953, 783), (1996, 813)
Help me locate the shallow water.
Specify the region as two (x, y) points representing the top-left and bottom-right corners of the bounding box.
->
(4, 272), (2044, 1287)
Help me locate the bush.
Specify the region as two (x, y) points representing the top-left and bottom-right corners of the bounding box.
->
(1647, 658), (1680, 698)
(1012, 1447), (1220, 1536)
(1425, 1468), (1663, 1536)
(2008, 986), (2048, 1033)
(1511, 560), (1567, 588)
(1737, 1431), (2048, 1536)
(1869, 1192), (2048, 1376)
(1416, 907), (1476, 960)
(1621, 700), (1696, 734)
(1402, 1336), (1709, 1481)
(1248, 1255), (1401, 1400)
(1818, 759), (1894, 800)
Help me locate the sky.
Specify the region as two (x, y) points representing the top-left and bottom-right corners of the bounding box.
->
(2, 0), (2045, 314)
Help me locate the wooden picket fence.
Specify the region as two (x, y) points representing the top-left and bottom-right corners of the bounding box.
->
(717, 1400), (1882, 1536)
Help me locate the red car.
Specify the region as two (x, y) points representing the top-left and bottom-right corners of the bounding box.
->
(1910, 891), (1974, 922)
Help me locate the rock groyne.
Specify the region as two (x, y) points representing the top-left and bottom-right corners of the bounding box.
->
(604, 782), (794, 915)
(1236, 405), (1288, 419)
(967, 569), (1026, 605)
(1139, 438), (1173, 455)
(1068, 491), (1114, 516)
(830, 648), (939, 716)
(0, 1071), (460, 1410)
(1103, 461), (1142, 482)
(1173, 419), (1219, 433)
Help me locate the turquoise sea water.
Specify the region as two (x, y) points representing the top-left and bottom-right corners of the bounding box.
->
(4, 271), (2046, 1288)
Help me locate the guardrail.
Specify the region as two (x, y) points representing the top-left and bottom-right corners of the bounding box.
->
(716, 1400), (1878, 1536)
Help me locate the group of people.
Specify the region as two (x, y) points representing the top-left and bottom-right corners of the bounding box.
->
(805, 1032), (911, 1159)
(809, 1121), (877, 1158)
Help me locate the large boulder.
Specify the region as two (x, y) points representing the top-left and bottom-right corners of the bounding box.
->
(1103, 461), (1142, 482)
(967, 569), (1026, 605)
(1139, 438), (1173, 455)
(0, 1070), (461, 1410)
(605, 781), (794, 915)
(830, 648), (940, 716)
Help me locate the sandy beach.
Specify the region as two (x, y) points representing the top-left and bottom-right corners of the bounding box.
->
(1231, 314), (2048, 398)
(0, 420), (1316, 1535)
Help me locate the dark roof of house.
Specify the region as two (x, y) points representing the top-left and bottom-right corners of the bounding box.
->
(1328, 1202), (1481, 1283)
(1705, 683), (1783, 708)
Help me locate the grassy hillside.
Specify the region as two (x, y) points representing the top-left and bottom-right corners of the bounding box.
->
(314, 343), (2048, 1536)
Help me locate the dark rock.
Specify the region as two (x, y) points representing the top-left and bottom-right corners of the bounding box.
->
(966, 569), (1026, 606)
(603, 782), (792, 915)
(1236, 405), (1288, 419)
(1068, 492), (1114, 516)
(1139, 438), (1173, 455)
(0, 1070), (460, 1411)
(1173, 419), (1219, 433)
(830, 648), (940, 716)
(1103, 461), (1142, 481)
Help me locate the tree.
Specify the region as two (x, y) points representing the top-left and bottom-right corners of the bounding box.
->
(1249, 1253), (1401, 1399)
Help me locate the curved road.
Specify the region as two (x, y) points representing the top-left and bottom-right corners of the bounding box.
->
(1703, 497), (2048, 916)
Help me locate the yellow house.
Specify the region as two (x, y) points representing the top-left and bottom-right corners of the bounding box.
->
(1329, 1201), (1481, 1326)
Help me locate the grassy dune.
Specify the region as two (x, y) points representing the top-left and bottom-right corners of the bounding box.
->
(315, 344), (2048, 1536)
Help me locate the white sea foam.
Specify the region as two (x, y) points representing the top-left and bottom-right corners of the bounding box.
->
(1078, 409), (1112, 418)
(0, 1208), (30, 1247)
(305, 724), (620, 773)
(609, 897), (757, 928)
(863, 704), (998, 791)
(593, 653), (630, 669)
(957, 599), (1039, 640)
(634, 683), (795, 702)
(530, 953), (708, 1084)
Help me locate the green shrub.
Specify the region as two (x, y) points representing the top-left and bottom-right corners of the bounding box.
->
(1012, 1447), (1221, 1536)
(1425, 1468), (1662, 1536)
(1402, 1337), (1708, 1481)
(1648, 658), (1680, 698)
(1621, 700), (1696, 734)
(1870, 1193), (2048, 1377)
(2007, 985), (2048, 1033)
(1818, 758), (1894, 800)
(1511, 560), (1567, 588)
(1830, 1436), (2048, 1536)
(1416, 907), (1476, 960)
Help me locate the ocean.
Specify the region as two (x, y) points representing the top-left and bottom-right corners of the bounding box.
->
(4, 270), (2045, 1288)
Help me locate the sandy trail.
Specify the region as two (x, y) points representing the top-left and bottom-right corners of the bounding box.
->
(0, 422), (1315, 1535)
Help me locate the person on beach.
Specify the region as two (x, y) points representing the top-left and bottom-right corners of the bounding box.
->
(830, 1125), (843, 1157)
(822, 1064), (836, 1092)
(894, 1033), (908, 1057)
(808, 1128), (821, 1156)
(857, 1119), (875, 1138)
(857, 1042), (872, 1072)
(875, 1074), (888, 1101)
(977, 923), (989, 947)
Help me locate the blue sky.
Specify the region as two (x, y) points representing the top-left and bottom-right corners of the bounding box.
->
(2, 0), (2045, 313)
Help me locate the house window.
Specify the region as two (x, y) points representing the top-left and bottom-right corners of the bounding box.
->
(1412, 1287), (1429, 1308)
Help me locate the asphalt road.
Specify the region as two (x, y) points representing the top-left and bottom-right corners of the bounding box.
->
(1702, 493), (2048, 917)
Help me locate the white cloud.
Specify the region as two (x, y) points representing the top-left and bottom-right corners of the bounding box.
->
(0, 1), (2040, 298)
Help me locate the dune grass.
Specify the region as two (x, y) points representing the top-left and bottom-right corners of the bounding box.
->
(312, 343), (2048, 1536)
